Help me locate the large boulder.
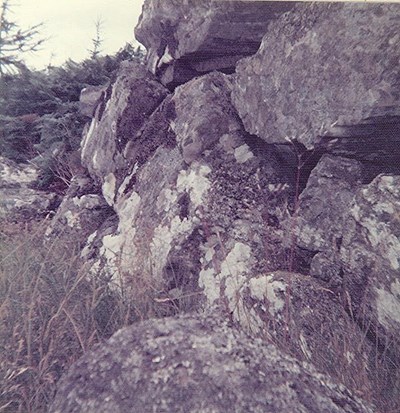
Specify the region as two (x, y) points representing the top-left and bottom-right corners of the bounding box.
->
(289, 154), (400, 400)
(81, 70), (294, 315)
(232, 2), (400, 170)
(0, 156), (60, 222)
(80, 61), (169, 192)
(341, 174), (400, 347)
(293, 155), (400, 342)
(292, 154), (364, 285)
(49, 312), (373, 413)
(135, 0), (295, 87)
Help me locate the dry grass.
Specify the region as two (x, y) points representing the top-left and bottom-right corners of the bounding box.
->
(0, 219), (130, 413)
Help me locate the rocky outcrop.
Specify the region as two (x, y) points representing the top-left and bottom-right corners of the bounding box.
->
(50, 312), (373, 413)
(80, 69), (294, 316)
(44, 174), (114, 247)
(81, 61), (169, 191)
(232, 2), (400, 173)
(47, 1), (400, 411)
(293, 154), (400, 352)
(135, 0), (295, 87)
(0, 156), (59, 222)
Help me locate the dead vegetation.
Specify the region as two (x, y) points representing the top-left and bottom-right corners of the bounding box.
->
(0, 219), (128, 413)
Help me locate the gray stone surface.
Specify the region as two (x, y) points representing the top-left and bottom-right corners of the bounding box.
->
(81, 61), (169, 189)
(44, 176), (113, 246)
(49, 312), (373, 413)
(79, 84), (109, 118)
(232, 2), (400, 164)
(341, 175), (400, 347)
(292, 154), (400, 377)
(0, 156), (59, 221)
(81, 70), (293, 315)
(135, 0), (295, 87)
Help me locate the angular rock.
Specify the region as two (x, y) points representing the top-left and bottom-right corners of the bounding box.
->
(82, 71), (293, 315)
(292, 154), (364, 284)
(79, 84), (109, 118)
(340, 175), (400, 348)
(45, 175), (114, 247)
(49, 312), (373, 413)
(135, 0), (296, 87)
(81, 61), (169, 191)
(291, 153), (400, 398)
(232, 2), (400, 169)
(239, 271), (377, 399)
(0, 156), (60, 221)
(294, 155), (400, 343)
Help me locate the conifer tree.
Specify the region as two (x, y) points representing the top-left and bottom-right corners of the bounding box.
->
(88, 18), (104, 59)
(0, 0), (45, 75)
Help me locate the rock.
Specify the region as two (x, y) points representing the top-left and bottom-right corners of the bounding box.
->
(232, 2), (400, 170)
(293, 154), (400, 344)
(79, 84), (109, 118)
(340, 175), (400, 349)
(135, 0), (296, 87)
(0, 156), (60, 221)
(49, 312), (373, 413)
(238, 271), (378, 399)
(44, 175), (114, 247)
(81, 70), (294, 315)
(292, 154), (364, 284)
(81, 61), (169, 190)
(290, 154), (400, 400)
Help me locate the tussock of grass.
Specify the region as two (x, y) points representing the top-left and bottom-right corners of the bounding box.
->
(0, 220), (127, 413)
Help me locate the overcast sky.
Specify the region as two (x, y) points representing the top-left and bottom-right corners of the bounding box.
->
(3, 0), (145, 69)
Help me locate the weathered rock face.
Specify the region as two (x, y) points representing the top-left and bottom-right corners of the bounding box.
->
(135, 0), (296, 87)
(293, 155), (400, 344)
(232, 2), (400, 171)
(292, 154), (364, 285)
(289, 154), (400, 402)
(342, 175), (400, 342)
(79, 84), (109, 118)
(47, 1), (400, 411)
(0, 156), (59, 221)
(228, 270), (378, 394)
(81, 61), (169, 192)
(49, 312), (373, 413)
(81, 69), (294, 316)
(44, 174), (114, 247)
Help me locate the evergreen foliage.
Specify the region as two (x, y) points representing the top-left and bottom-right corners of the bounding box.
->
(0, 42), (145, 189)
(0, 0), (45, 75)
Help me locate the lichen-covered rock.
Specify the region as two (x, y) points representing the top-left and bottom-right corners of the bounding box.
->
(0, 156), (60, 221)
(340, 175), (400, 347)
(82, 71), (293, 314)
(79, 84), (109, 118)
(236, 271), (376, 399)
(81, 61), (169, 190)
(49, 312), (373, 413)
(44, 175), (114, 246)
(291, 154), (400, 398)
(232, 2), (400, 166)
(135, 0), (295, 87)
(294, 156), (400, 343)
(291, 154), (364, 284)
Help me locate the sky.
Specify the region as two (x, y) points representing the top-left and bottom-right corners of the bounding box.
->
(2, 0), (145, 69)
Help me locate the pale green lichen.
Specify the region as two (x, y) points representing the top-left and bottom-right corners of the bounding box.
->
(102, 173), (117, 206)
(234, 144), (254, 164)
(375, 285), (400, 329)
